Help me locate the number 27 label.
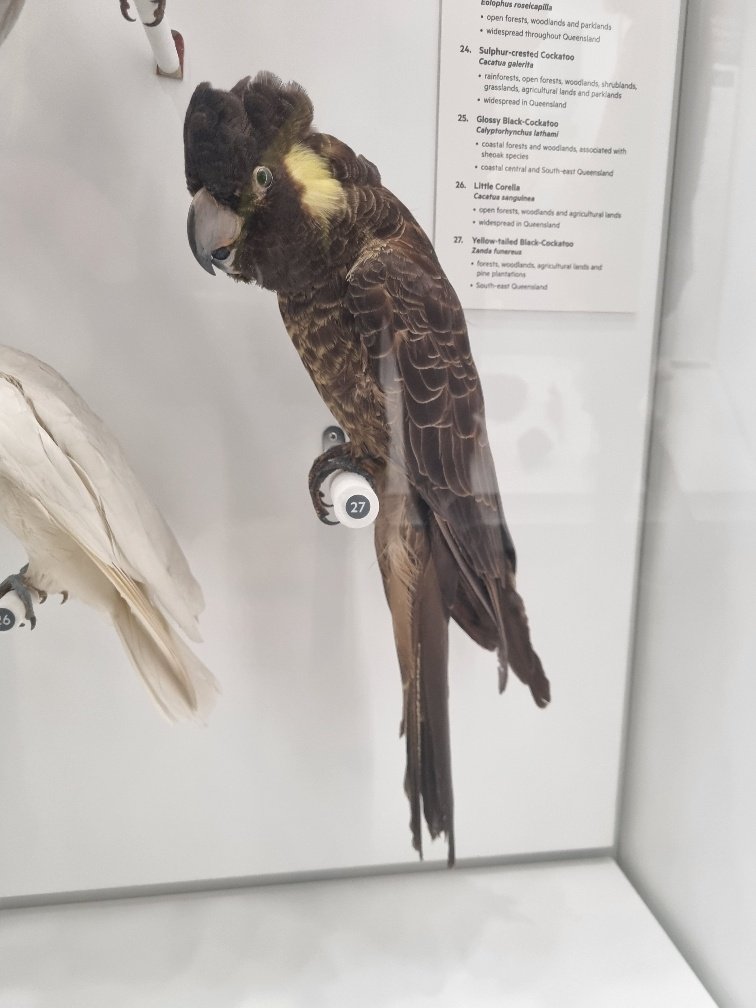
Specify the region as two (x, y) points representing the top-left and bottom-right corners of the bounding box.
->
(346, 494), (371, 518)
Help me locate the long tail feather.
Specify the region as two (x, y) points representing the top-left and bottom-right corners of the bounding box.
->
(435, 512), (549, 708)
(399, 556), (455, 864)
(377, 490), (456, 864)
(495, 568), (550, 708)
(112, 597), (217, 722)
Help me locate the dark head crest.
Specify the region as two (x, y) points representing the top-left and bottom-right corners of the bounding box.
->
(184, 72), (314, 208)
(233, 71), (314, 152)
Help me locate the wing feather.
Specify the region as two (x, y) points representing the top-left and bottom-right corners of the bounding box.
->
(0, 349), (217, 720)
(345, 238), (517, 579)
(345, 231), (548, 707)
(0, 346), (204, 641)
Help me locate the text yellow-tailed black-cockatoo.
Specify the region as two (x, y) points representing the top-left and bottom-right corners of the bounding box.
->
(184, 71), (550, 864)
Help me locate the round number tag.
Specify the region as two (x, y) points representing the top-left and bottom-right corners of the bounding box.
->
(0, 608), (16, 631)
(345, 494), (371, 519)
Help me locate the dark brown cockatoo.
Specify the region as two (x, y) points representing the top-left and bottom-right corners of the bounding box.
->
(184, 71), (550, 864)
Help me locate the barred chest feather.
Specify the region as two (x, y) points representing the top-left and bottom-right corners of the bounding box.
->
(278, 288), (388, 458)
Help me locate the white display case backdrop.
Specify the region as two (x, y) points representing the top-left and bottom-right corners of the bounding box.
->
(0, 0), (675, 895)
(0, 1), (751, 1006)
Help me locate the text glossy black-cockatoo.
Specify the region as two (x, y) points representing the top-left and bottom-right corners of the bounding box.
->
(184, 72), (549, 863)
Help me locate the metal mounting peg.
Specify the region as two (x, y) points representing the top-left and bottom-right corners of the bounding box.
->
(322, 424), (346, 451)
(319, 425), (379, 529)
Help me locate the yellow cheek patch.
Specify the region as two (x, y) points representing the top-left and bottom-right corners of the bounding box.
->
(284, 143), (347, 226)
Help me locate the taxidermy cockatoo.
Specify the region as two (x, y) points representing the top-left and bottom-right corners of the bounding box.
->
(0, 345), (217, 721)
(184, 72), (550, 863)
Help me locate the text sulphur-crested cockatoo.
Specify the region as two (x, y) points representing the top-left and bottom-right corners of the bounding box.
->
(0, 345), (217, 721)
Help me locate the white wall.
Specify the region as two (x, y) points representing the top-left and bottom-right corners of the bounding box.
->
(619, 3), (756, 1006)
(0, 1), (678, 898)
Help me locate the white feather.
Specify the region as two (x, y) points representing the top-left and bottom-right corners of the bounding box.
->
(0, 345), (218, 721)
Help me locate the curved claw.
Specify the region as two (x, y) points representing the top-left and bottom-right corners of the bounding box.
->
(312, 492), (339, 526)
(308, 444), (380, 527)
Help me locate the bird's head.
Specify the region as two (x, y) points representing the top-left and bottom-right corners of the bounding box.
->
(184, 72), (348, 292)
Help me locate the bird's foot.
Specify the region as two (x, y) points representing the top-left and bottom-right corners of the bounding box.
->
(308, 444), (381, 525)
(120, 0), (166, 26)
(0, 565), (42, 629)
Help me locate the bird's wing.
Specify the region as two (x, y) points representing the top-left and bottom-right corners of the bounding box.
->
(0, 346), (204, 641)
(346, 235), (550, 710)
(0, 367), (124, 564)
(0, 359), (216, 719)
(345, 235), (516, 586)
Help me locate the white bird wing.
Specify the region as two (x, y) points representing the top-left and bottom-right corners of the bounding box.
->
(0, 345), (204, 642)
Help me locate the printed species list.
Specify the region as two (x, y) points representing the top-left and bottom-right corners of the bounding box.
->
(435, 0), (680, 311)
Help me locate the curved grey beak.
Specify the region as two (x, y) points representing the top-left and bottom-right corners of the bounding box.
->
(187, 188), (243, 276)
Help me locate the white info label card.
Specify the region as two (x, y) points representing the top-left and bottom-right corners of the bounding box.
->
(435, 0), (682, 312)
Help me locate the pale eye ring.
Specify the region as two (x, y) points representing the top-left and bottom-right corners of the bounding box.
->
(254, 166), (274, 190)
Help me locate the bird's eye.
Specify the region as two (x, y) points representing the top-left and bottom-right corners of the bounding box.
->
(254, 166), (274, 190)
(212, 247), (231, 261)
